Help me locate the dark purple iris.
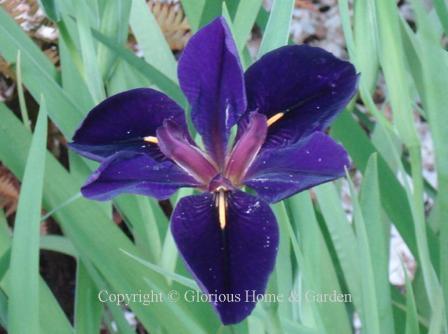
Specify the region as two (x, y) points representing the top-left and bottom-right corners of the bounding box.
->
(70, 17), (357, 324)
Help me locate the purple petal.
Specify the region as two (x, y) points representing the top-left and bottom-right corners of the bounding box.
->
(70, 88), (186, 161)
(171, 191), (278, 324)
(224, 112), (267, 185)
(178, 17), (247, 168)
(241, 45), (358, 149)
(81, 152), (199, 201)
(244, 132), (350, 203)
(157, 120), (218, 185)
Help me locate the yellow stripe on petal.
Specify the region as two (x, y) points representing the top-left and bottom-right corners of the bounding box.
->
(216, 188), (227, 230)
(144, 136), (159, 144)
(266, 112), (285, 126)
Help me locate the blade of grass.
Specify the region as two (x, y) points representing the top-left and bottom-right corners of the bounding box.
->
(181, 0), (221, 31)
(75, 0), (106, 103)
(0, 211), (10, 255)
(8, 98), (47, 334)
(93, 30), (185, 106)
(0, 212), (9, 329)
(0, 287), (7, 329)
(272, 202), (293, 318)
(180, 0), (206, 31)
(374, 0), (418, 146)
(231, 0), (263, 52)
(353, 0), (378, 93)
(0, 216), (72, 334)
(360, 154), (394, 333)
(0, 7), (83, 136)
(59, 37), (95, 113)
(315, 183), (361, 310)
(404, 265), (420, 334)
(331, 111), (419, 255)
(15, 51), (31, 131)
(372, 3), (440, 310)
(40, 235), (77, 258)
(257, 0), (294, 57)
(96, 0), (132, 81)
(346, 166), (381, 334)
(433, 0), (448, 36)
(80, 258), (138, 334)
(129, 0), (178, 83)
(115, 195), (162, 263)
(74, 261), (103, 334)
(121, 249), (198, 290)
(161, 188), (195, 274)
(401, 9), (448, 326)
(287, 192), (352, 333)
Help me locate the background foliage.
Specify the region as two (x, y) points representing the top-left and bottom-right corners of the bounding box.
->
(0, 0), (447, 333)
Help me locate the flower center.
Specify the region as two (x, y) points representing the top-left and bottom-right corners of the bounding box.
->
(143, 112), (282, 192)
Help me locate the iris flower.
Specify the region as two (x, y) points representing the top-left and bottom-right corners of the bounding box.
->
(70, 17), (357, 324)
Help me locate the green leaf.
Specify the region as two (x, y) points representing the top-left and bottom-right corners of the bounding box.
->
(315, 183), (361, 309)
(75, 0), (106, 103)
(8, 99), (47, 334)
(0, 7), (83, 137)
(0, 287), (7, 329)
(360, 154), (394, 333)
(373, 0), (418, 146)
(400, 10), (448, 325)
(353, 0), (379, 92)
(331, 111), (419, 256)
(115, 195), (162, 263)
(93, 30), (186, 105)
(347, 166), (381, 334)
(74, 261), (103, 334)
(96, 0), (132, 81)
(272, 202), (292, 318)
(130, 0), (178, 83)
(404, 268), (420, 334)
(258, 0), (294, 57)
(231, 0), (263, 52)
(181, 0), (221, 31)
(287, 192), (352, 333)
(40, 235), (78, 258)
(121, 249), (198, 290)
(15, 51), (31, 131)
(0, 213), (72, 334)
(39, 0), (61, 22)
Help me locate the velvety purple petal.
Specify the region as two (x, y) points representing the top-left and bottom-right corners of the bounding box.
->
(70, 88), (186, 161)
(178, 17), (247, 168)
(157, 120), (218, 185)
(244, 132), (350, 203)
(241, 45), (358, 149)
(171, 191), (278, 324)
(81, 152), (199, 201)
